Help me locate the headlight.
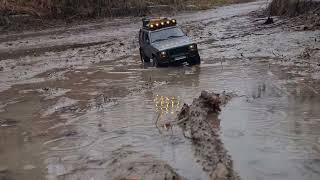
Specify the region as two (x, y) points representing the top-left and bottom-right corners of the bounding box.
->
(189, 44), (197, 51)
(160, 51), (167, 58)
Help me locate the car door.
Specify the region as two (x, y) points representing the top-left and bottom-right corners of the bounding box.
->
(140, 31), (147, 54)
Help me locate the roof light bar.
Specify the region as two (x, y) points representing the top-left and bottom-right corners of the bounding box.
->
(143, 18), (178, 30)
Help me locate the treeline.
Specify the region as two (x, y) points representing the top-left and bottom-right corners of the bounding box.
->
(0, 0), (246, 18)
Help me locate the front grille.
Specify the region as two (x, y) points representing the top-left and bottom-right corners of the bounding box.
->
(168, 46), (189, 57)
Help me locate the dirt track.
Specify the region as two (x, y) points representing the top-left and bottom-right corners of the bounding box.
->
(1, 0), (320, 179)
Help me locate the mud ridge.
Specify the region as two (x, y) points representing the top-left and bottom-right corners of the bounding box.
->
(177, 91), (237, 180)
(0, 40), (113, 61)
(105, 146), (186, 180)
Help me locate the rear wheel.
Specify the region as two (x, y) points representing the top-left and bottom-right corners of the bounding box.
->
(140, 49), (150, 63)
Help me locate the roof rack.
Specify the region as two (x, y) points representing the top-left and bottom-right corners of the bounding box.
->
(142, 17), (177, 30)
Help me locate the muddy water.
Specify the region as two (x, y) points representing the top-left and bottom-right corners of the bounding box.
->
(1, 0), (320, 179)
(42, 58), (320, 180)
(220, 64), (320, 180)
(42, 64), (209, 180)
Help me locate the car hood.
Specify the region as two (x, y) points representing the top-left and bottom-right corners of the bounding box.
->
(151, 36), (192, 51)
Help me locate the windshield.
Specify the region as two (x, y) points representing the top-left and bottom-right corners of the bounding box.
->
(150, 27), (185, 43)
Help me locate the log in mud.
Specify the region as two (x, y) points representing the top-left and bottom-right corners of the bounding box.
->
(177, 91), (237, 180)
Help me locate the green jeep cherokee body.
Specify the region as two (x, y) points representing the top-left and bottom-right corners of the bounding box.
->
(138, 18), (201, 67)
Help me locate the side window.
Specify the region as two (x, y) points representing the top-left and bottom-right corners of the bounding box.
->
(143, 32), (149, 44)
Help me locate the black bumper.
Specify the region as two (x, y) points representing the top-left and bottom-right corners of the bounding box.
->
(158, 53), (200, 65)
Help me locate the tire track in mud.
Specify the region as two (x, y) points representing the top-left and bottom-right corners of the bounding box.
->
(0, 40), (114, 61)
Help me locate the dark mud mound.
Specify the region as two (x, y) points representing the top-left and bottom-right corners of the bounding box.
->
(106, 147), (186, 180)
(177, 91), (238, 180)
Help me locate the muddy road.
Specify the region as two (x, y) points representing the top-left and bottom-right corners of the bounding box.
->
(1, 1), (320, 180)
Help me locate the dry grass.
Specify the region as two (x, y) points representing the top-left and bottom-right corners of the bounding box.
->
(0, 0), (253, 18)
(268, 0), (320, 16)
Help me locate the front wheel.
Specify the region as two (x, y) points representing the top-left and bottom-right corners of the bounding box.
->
(153, 57), (160, 67)
(189, 55), (201, 66)
(153, 56), (167, 67)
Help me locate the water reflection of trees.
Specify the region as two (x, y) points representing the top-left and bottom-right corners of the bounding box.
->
(153, 94), (182, 133)
(154, 94), (181, 115)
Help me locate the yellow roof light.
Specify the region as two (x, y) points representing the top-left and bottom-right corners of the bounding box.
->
(143, 18), (178, 30)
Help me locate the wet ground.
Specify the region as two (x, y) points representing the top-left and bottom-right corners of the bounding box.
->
(1, 0), (320, 179)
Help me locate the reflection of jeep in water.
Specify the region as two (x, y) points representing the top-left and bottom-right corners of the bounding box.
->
(139, 18), (201, 67)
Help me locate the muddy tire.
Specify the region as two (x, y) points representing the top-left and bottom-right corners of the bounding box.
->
(140, 49), (150, 63)
(139, 49), (144, 63)
(153, 56), (160, 67)
(189, 55), (201, 66)
(153, 56), (165, 67)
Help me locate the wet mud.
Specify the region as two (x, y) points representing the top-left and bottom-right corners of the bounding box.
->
(1, 0), (320, 180)
(104, 146), (186, 180)
(177, 91), (237, 180)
